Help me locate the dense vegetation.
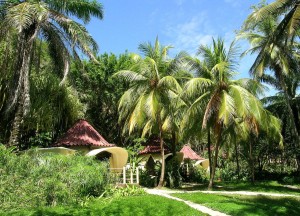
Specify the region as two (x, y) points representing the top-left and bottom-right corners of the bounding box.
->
(1, 0), (300, 213)
(0, 146), (110, 210)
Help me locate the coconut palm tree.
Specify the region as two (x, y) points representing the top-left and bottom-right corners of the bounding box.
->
(241, 6), (300, 168)
(244, 0), (300, 43)
(115, 38), (183, 187)
(0, 0), (103, 148)
(181, 38), (272, 189)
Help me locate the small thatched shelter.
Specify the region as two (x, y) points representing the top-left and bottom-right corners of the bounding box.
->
(48, 119), (128, 170)
(54, 119), (115, 152)
(138, 138), (183, 169)
(180, 145), (204, 161)
(180, 144), (209, 170)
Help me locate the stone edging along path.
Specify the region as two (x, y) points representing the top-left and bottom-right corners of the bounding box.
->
(145, 188), (300, 216)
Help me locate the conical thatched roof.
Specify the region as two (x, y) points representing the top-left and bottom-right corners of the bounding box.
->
(180, 144), (204, 160)
(54, 119), (115, 147)
(138, 137), (170, 155)
(138, 145), (171, 155)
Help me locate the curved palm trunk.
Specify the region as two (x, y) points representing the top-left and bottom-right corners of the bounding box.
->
(208, 124), (222, 190)
(157, 117), (165, 188)
(8, 28), (35, 149)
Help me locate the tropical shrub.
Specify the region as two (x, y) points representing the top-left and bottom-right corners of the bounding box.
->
(165, 157), (182, 188)
(105, 185), (145, 198)
(140, 169), (158, 188)
(0, 145), (110, 210)
(189, 166), (209, 183)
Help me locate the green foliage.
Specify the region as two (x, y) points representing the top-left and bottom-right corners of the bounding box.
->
(0, 145), (110, 210)
(105, 185), (146, 198)
(140, 166), (159, 188)
(70, 53), (134, 145)
(191, 166), (209, 183)
(165, 157), (183, 188)
(181, 161), (209, 184)
(126, 138), (145, 170)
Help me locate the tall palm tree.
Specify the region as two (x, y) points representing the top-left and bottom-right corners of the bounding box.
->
(181, 38), (271, 189)
(0, 0), (103, 148)
(241, 5), (300, 168)
(244, 0), (300, 43)
(115, 38), (183, 187)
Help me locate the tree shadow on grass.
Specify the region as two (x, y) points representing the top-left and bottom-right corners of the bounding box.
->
(179, 181), (300, 194)
(4, 195), (204, 216)
(221, 195), (300, 216)
(217, 182), (300, 194)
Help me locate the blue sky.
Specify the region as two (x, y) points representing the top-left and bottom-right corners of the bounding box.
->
(86, 0), (262, 79)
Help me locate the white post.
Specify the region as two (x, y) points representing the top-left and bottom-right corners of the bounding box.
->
(130, 168), (133, 184)
(136, 167), (139, 184)
(123, 167), (126, 184)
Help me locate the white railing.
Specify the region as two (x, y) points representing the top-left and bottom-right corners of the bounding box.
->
(110, 167), (139, 184)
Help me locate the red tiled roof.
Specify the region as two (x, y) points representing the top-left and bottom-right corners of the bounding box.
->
(180, 144), (204, 160)
(138, 145), (171, 155)
(53, 119), (115, 147)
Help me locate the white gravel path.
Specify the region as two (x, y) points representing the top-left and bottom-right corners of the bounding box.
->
(145, 188), (230, 216)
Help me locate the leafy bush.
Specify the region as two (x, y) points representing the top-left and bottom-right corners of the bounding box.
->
(165, 157), (182, 188)
(180, 160), (209, 183)
(0, 145), (110, 210)
(189, 165), (209, 183)
(140, 169), (158, 187)
(105, 184), (145, 198)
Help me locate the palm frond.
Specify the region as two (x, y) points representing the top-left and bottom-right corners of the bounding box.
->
(45, 0), (103, 23)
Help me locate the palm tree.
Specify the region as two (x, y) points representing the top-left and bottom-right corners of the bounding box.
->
(241, 5), (300, 168)
(115, 38), (183, 187)
(181, 38), (271, 189)
(0, 0), (103, 148)
(244, 0), (300, 43)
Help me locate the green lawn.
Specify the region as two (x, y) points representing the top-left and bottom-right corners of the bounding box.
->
(180, 181), (300, 195)
(173, 192), (300, 216)
(1, 195), (204, 216)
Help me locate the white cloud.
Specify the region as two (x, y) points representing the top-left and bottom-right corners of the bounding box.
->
(163, 14), (216, 55)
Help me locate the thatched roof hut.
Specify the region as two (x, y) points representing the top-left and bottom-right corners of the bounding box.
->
(54, 119), (115, 148)
(180, 144), (204, 161)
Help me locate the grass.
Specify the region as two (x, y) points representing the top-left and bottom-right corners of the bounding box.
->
(1, 195), (204, 216)
(179, 181), (300, 195)
(173, 192), (300, 216)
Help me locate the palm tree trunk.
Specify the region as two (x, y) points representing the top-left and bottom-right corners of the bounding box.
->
(157, 117), (165, 188)
(171, 131), (177, 156)
(276, 68), (300, 136)
(207, 128), (212, 177)
(277, 71), (300, 172)
(234, 135), (240, 179)
(249, 139), (255, 184)
(208, 125), (222, 190)
(8, 29), (35, 149)
(8, 101), (23, 149)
